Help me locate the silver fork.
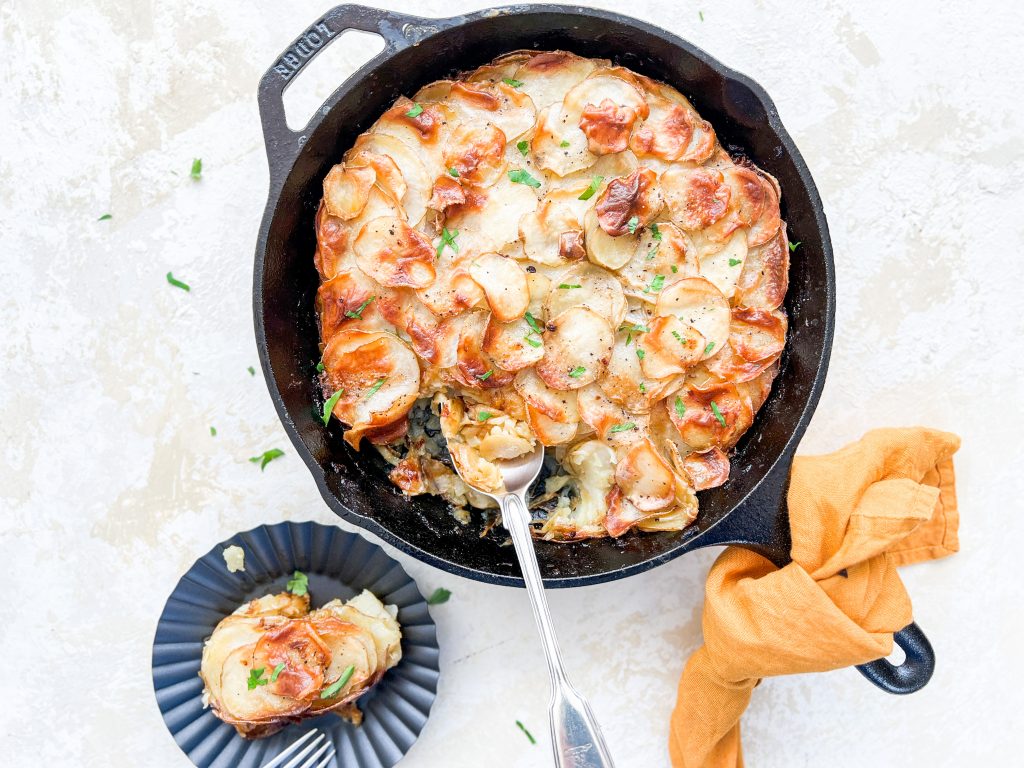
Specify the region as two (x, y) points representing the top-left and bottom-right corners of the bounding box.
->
(262, 728), (334, 768)
(448, 441), (615, 768)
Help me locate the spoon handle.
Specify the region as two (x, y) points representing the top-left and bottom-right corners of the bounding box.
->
(500, 492), (616, 768)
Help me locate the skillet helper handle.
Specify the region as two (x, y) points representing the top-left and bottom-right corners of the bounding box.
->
(855, 622), (935, 694)
(256, 4), (445, 181)
(500, 493), (616, 768)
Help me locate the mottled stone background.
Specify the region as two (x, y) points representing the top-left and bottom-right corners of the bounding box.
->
(1, 1), (1021, 765)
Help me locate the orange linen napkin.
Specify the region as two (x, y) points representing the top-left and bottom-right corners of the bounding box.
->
(668, 427), (960, 768)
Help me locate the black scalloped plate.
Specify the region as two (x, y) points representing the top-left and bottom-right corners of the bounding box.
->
(152, 521), (440, 768)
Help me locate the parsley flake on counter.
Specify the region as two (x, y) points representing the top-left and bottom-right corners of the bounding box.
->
(477, 369), (494, 381)
(345, 295), (376, 319)
(322, 389), (345, 425)
(427, 587), (452, 605)
(674, 396), (686, 418)
(503, 77), (524, 88)
(524, 311), (543, 334)
(729, 258), (742, 267)
(405, 103), (423, 118)
(365, 377), (387, 399)
(699, 10), (705, 22)
(437, 227), (460, 256)
(710, 400), (727, 427)
(210, 426), (217, 436)
(568, 365), (586, 378)
(477, 411), (494, 421)
(704, 341), (716, 355)
(789, 241), (801, 253)
(166, 272), (190, 291)
(644, 274), (665, 293)
(270, 663), (286, 683)
(190, 158), (202, 180)
(516, 139), (530, 156)
(609, 422), (636, 434)
(247, 667), (268, 690)
(578, 175), (604, 200)
(247, 366), (256, 376)
(97, 213), (112, 221)
(558, 283), (582, 289)
(448, 166), (459, 177)
(249, 448), (284, 471)
(320, 665), (355, 699)
(286, 570), (309, 596)
(516, 720), (537, 745)
(627, 216), (640, 234)
(508, 169), (542, 188)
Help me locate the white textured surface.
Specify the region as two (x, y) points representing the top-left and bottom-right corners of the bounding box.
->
(1, 1), (1022, 765)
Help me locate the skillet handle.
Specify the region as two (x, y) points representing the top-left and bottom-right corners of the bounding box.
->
(256, 4), (450, 182)
(696, 447), (937, 694)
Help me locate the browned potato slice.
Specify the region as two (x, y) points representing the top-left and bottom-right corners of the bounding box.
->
(736, 226), (789, 310)
(371, 96), (451, 176)
(347, 150), (408, 206)
(316, 269), (393, 342)
(532, 102), (597, 177)
(416, 251), (485, 319)
(513, 51), (600, 110)
(730, 306), (788, 362)
(701, 165), (777, 245)
(584, 207), (635, 270)
(637, 315), (705, 379)
(661, 166), (731, 230)
(544, 262), (627, 326)
(697, 229), (748, 299)
(614, 438), (677, 512)
(469, 252), (530, 322)
(322, 330), (421, 448)
(466, 53), (532, 84)
(667, 381), (753, 451)
(353, 217), (435, 288)
(445, 174), (540, 255)
(514, 367), (580, 423)
(444, 123), (508, 188)
(484, 315), (545, 371)
(353, 132), (432, 225)
(746, 171), (781, 247)
(525, 407), (578, 446)
(655, 277), (730, 360)
(618, 221), (698, 298)
(535, 307), (614, 390)
(599, 333), (652, 413)
(217, 644), (310, 724)
(563, 69), (649, 127)
(681, 447), (731, 491)
(630, 95), (715, 163)
(577, 384), (648, 444)
(520, 192), (587, 266)
(594, 168), (663, 237)
(323, 163), (376, 220)
(448, 310), (515, 390)
(446, 81), (536, 142)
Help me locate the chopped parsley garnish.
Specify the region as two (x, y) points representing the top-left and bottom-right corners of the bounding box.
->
(502, 77), (524, 88)
(729, 258), (742, 267)
(674, 396), (686, 418)
(249, 449), (284, 470)
(703, 341), (716, 355)
(166, 272), (190, 291)
(636, 348), (646, 360)
(427, 587), (452, 605)
(558, 283), (582, 289)
(190, 158), (202, 180)
(365, 377), (387, 399)
(524, 311), (543, 335)
(508, 169), (542, 188)
(97, 213), (112, 221)
(270, 663), (286, 683)
(448, 166), (459, 177)
(516, 139), (530, 156)
(672, 330), (686, 346)
(609, 422), (637, 434)
(568, 366), (586, 378)
(345, 295), (376, 319)
(247, 667), (268, 690)
(247, 366), (256, 376)
(559, 139), (570, 147)
(405, 103), (423, 118)
(320, 665), (355, 699)
(644, 274), (665, 293)
(322, 389), (345, 425)
(627, 216), (640, 234)
(516, 720), (537, 745)
(524, 333), (543, 348)
(711, 400), (727, 427)
(639, 382), (647, 393)
(620, 322), (650, 334)
(286, 570), (308, 596)
(651, 223), (663, 242)
(789, 241), (801, 253)
(646, 248), (658, 260)
(578, 175), (604, 200)
(436, 227), (460, 256)
(477, 411), (494, 421)
(671, 265), (679, 273)
(477, 369), (494, 381)
(316, 361), (325, 373)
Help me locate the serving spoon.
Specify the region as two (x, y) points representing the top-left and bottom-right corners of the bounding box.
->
(449, 441), (615, 768)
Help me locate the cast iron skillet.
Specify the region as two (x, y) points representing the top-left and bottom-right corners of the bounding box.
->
(253, 4), (934, 694)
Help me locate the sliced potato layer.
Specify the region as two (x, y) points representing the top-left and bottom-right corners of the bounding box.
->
(535, 307), (614, 390)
